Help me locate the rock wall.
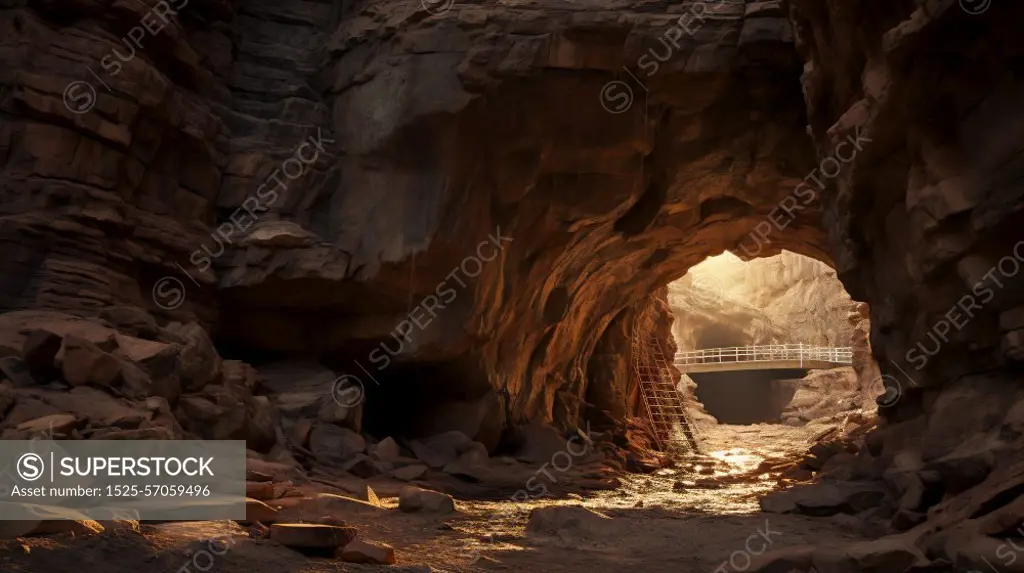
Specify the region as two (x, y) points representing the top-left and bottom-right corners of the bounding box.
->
(0, 0), (1021, 493)
(777, 0), (1024, 538)
(779, 302), (881, 425)
(0, 0), (825, 434)
(791, 0), (1023, 456)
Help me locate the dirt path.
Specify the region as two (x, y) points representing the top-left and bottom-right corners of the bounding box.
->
(0, 424), (861, 573)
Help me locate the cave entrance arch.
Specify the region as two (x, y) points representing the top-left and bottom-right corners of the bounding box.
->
(665, 251), (870, 426)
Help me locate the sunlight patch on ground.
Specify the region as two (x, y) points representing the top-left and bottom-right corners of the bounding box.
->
(708, 448), (764, 474)
(441, 421), (831, 570)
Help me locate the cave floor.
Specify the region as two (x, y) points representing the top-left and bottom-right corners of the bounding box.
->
(0, 424), (865, 573)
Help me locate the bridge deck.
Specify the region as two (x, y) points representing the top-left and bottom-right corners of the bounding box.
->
(674, 344), (852, 374)
(676, 359), (843, 373)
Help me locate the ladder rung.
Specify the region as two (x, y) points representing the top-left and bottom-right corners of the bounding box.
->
(634, 331), (701, 454)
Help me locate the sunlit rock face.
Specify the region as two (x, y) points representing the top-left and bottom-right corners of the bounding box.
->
(668, 251), (857, 351)
(0, 0), (1020, 475)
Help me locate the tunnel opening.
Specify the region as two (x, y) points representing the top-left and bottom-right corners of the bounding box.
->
(353, 356), (505, 450)
(667, 250), (875, 428)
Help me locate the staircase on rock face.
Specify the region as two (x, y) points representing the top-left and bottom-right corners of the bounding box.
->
(631, 324), (701, 454)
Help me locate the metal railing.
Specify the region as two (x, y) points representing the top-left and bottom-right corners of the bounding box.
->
(674, 343), (853, 365)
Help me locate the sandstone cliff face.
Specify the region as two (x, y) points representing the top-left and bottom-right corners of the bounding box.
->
(0, 0), (822, 434)
(669, 250), (856, 351)
(789, 0), (1024, 462)
(0, 0), (1021, 491)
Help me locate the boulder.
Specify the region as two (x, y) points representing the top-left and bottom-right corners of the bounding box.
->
(318, 393), (361, 430)
(16, 413), (78, 434)
(337, 539), (396, 565)
(398, 486), (456, 514)
(525, 506), (617, 538)
(60, 335), (122, 387)
(513, 423), (567, 463)
(265, 435), (301, 468)
(393, 464), (428, 481)
(925, 436), (998, 494)
(178, 395), (245, 440)
(369, 436), (401, 461)
(816, 452), (858, 480)
(140, 396), (186, 439)
(268, 523), (357, 550)
(805, 441), (843, 470)
(2, 396), (61, 429)
(273, 388), (323, 419)
(171, 322), (222, 391)
(442, 442), (491, 481)
(243, 498), (279, 524)
(409, 430), (474, 469)
(761, 482), (887, 516)
(27, 387), (145, 429)
(112, 333), (172, 364)
(890, 508), (925, 531)
(289, 417), (313, 448)
(114, 338), (181, 403)
(245, 395), (279, 452)
(245, 481), (275, 501)
(0, 356), (36, 387)
(246, 458), (304, 482)
(341, 454), (378, 478)
(309, 424), (366, 466)
(21, 329), (62, 383)
(177, 375), (277, 451)
(258, 362), (364, 432)
(410, 393), (505, 452)
(114, 360), (156, 401)
(272, 493), (384, 523)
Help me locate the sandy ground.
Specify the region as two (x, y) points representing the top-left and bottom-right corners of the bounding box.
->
(0, 424), (863, 573)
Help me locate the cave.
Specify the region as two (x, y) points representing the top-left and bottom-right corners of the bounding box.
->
(357, 357), (499, 443)
(0, 1), (1022, 570)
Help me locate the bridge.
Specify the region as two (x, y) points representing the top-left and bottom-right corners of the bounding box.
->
(674, 343), (853, 374)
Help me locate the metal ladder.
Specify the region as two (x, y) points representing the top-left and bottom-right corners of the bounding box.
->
(632, 325), (701, 454)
